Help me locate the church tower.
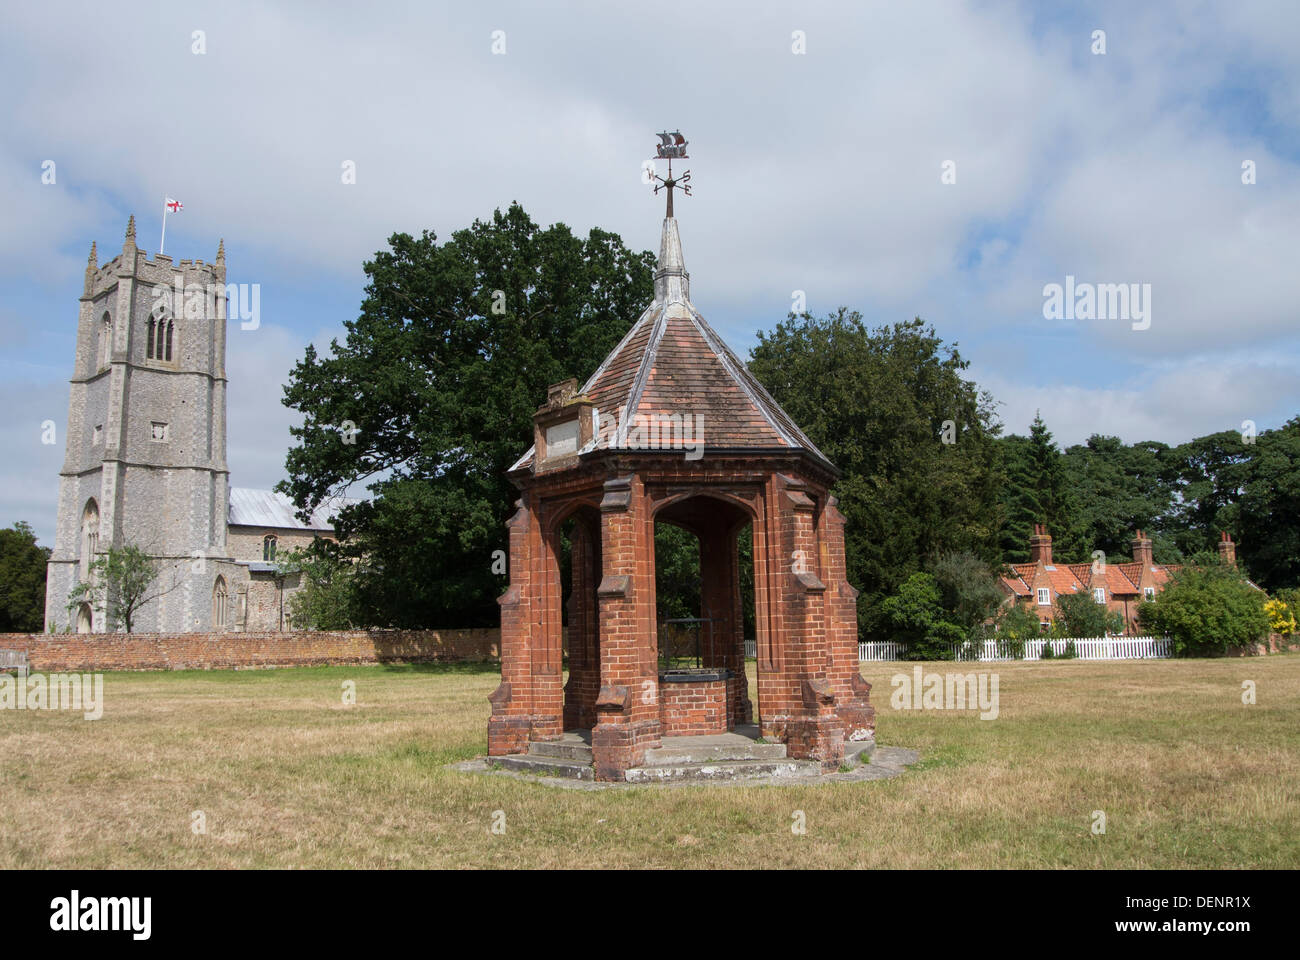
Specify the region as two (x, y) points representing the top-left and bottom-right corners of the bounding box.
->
(45, 218), (232, 632)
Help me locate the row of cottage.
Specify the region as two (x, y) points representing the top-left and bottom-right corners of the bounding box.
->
(997, 524), (1241, 634)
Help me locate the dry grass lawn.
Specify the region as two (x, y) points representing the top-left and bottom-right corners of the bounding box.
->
(1, 656), (1296, 868)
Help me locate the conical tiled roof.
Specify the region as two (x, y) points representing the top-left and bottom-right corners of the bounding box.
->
(512, 217), (834, 473)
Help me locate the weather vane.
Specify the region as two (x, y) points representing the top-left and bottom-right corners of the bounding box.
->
(651, 130), (691, 217)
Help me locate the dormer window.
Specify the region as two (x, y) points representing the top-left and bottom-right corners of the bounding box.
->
(1036, 587), (1050, 605)
(533, 378), (595, 473)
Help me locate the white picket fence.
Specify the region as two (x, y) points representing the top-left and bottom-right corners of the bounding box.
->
(746, 636), (1172, 661)
(857, 636), (1172, 662)
(858, 640), (908, 662)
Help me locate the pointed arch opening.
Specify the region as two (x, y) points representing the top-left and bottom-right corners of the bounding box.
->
(80, 498), (100, 584)
(213, 576), (229, 632)
(652, 493), (757, 729)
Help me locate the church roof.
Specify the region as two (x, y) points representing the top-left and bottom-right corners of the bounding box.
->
(227, 487), (362, 531)
(511, 217), (833, 473)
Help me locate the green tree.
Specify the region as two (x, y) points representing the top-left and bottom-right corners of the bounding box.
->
(1060, 435), (1179, 562)
(65, 544), (162, 634)
(747, 311), (1004, 640)
(653, 524), (700, 623)
(999, 413), (1081, 562)
(1137, 555), (1269, 656)
(1054, 590), (1124, 638)
(280, 541), (359, 630)
(280, 203), (655, 627)
(1232, 417), (1300, 590)
(879, 572), (966, 660)
(0, 521), (50, 632)
(930, 550), (1003, 630)
(1164, 429), (1253, 559)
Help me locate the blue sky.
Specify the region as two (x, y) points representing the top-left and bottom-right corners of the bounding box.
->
(2, 0), (1299, 545)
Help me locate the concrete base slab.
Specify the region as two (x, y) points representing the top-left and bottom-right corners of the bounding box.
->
(626, 759), (819, 783)
(451, 742), (918, 790)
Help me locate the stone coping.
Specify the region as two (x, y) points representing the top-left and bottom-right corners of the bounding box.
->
(658, 668), (733, 683)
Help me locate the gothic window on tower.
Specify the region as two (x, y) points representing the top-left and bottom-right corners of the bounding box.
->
(150, 421), (169, 442)
(263, 535), (277, 562)
(147, 313), (175, 362)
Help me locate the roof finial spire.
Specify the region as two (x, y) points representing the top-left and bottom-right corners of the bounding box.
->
(87, 241), (97, 266)
(651, 130), (691, 219)
(125, 215), (136, 242)
(216, 238), (225, 263)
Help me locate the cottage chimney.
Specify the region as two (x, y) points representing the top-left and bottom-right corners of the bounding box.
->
(1029, 523), (1053, 564)
(1131, 529), (1153, 566)
(1217, 530), (1236, 566)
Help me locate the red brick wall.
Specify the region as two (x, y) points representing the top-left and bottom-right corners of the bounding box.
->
(659, 677), (735, 736)
(0, 628), (499, 672)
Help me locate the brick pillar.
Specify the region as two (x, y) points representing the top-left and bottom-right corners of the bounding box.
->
(822, 496), (873, 742)
(591, 475), (660, 780)
(773, 473), (845, 770)
(489, 499), (538, 755)
(562, 512), (601, 730)
(530, 504), (564, 741)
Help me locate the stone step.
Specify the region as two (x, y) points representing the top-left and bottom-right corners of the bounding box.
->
(490, 754), (594, 781)
(642, 741), (788, 765)
(624, 758), (821, 784)
(843, 738), (876, 767)
(528, 740), (595, 762)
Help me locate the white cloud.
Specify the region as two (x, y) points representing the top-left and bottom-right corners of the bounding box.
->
(1, 0), (1299, 536)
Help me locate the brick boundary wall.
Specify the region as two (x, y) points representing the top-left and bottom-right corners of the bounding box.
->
(1226, 633), (1298, 657)
(0, 629), (500, 672)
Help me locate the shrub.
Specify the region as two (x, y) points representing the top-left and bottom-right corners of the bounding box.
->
(880, 572), (965, 660)
(1137, 556), (1269, 656)
(1264, 597), (1297, 636)
(1056, 590), (1124, 638)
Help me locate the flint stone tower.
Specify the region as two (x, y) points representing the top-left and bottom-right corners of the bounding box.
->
(45, 218), (243, 633)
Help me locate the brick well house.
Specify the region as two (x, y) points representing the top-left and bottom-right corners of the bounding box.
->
(488, 209), (873, 782)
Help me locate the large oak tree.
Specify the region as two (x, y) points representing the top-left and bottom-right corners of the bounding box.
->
(280, 204), (654, 627)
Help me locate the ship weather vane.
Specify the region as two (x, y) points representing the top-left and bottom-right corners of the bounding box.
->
(651, 130), (691, 217)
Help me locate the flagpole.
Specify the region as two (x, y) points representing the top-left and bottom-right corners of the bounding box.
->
(160, 198), (168, 256)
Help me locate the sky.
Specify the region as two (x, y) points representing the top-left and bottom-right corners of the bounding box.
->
(2, 0), (1298, 546)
